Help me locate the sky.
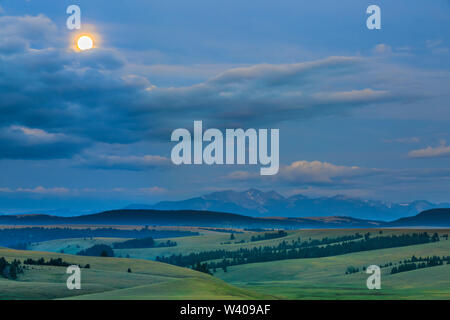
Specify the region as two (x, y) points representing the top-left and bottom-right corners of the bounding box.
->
(0, 0), (449, 213)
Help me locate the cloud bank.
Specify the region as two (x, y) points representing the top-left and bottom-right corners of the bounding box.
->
(0, 14), (424, 161)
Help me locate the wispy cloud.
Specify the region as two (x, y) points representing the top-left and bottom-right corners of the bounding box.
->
(408, 140), (450, 158)
(78, 154), (172, 171)
(279, 160), (366, 184)
(373, 44), (392, 55)
(383, 137), (420, 144)
(138, 186), (168, 195)
(227, 160), (373, 185)
(0, 186), (70, 195)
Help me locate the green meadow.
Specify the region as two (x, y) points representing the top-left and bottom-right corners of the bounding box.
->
(215, 239), (450, 299)
(3, 227), (449, 299)
(0, 247), (270, 300)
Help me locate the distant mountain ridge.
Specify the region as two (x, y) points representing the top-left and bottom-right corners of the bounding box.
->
(0, 208), (449, 228)
(388, 208), (450, 227)
(127, 189), (450, 221)
(0, 209), (383, 229)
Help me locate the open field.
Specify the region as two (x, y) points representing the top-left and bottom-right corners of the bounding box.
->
(0, 248), (271, 300)
(28, 227), (450, 260)
(214, 240), (450, 299)
(6, 227), (450, 299)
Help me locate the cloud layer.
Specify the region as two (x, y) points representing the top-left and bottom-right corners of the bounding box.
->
(0, 14), (423, 161)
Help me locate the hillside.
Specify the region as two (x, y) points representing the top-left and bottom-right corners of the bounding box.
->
(389, 209), (450, 227)
(215, 239), (450, 299)
(0, 209), (383, 229)
(11, 229), (450, 300)
(0, 248), (270, 300)
(1, 207), (449, 229)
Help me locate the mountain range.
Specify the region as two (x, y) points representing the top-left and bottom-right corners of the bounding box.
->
(126, 189), (450, 221)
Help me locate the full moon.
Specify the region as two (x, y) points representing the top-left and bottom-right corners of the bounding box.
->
(77, 35), (94, 51)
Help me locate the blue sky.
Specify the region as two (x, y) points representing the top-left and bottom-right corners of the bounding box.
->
(0, 0), (449, 213)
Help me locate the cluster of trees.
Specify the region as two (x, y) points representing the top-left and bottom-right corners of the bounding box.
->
(0, 257), (23, 280)
(250, 230), (288, 242)
(24, 257), (71, 267)
(226, 233), (364, 249)
(345, 266), (360, 274)
(156, 232), (438, 272)
(192, 261), (213, 275)
(77, 244), (114, 257)
(22, 257), (90, 269)
(307, 233), (364, 246)
(113, 237), (177, 249)
(0, 227), (198, 249)
(390, 255), (450, 274)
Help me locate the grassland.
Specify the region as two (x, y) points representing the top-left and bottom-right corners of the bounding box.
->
(11, 228), (450, 299)
(214, 239), (450, 299)
(0, 248), (271, 300)
(31, 227), (448, 260)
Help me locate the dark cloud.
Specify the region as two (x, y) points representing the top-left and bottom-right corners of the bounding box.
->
(0, 125), (87, 159)
(0, 14), (429, 160)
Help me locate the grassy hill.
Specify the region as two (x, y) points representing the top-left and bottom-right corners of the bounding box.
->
(214, 240), (450, 299)
(28, 228), (450, 261)
(389, 208), (450, 227)
(0, 248), (271, 300)
(11, 228), (450, 299)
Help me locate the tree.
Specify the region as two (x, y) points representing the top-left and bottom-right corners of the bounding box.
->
(230, 233), (235, 240)
(128, 268), (132, 273)
(431, 233), (440, 242)
(193, 261), (212, 275)
(9, 264), (17, 279)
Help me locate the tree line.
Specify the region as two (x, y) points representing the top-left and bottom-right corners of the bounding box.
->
(23, 257), (90, 268)
(0, 256), (91, 280)
(250, 230), (288, 242)
(156, 232), (439, 272)
(390, 255), (450, 274)
(113, 237), (177, 249)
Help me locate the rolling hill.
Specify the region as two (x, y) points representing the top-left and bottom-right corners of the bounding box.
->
(0, 207), (449, 228)
(388, 208), (450, 227)
(0, 247), (271, 300)
(0, 209), (384, 228)
(215, 239), (450, 299)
